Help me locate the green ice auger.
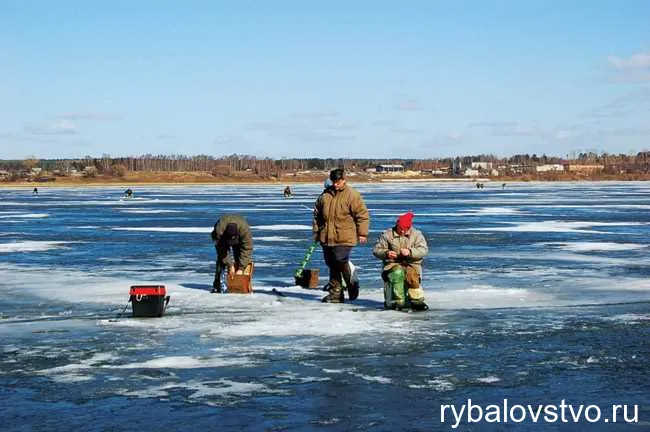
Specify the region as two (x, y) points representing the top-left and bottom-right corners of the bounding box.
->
(294, 240), (319, 278)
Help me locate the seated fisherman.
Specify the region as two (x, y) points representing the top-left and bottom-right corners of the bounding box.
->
(372, 211), (429, 310)
(283, 186), (292, 197)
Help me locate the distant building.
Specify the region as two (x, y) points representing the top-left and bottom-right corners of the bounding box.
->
(536, 164), (564, 172)
(421, 168), (447, 175)
(564, 164), (604, 172)
(375, 164), (404, 173)
(464, 168), (480, 177)
(471, 162), (493, 170)
(452, 158), (463, 175)
(507, 164), (534, 174)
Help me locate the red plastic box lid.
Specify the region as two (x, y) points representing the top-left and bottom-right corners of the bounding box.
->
(130, 285), (166, 296)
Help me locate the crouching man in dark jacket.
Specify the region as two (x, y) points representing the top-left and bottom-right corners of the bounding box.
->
(210, 214), (253, 293)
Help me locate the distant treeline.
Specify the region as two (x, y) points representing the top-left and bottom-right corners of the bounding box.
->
(2, 151), (650, 176)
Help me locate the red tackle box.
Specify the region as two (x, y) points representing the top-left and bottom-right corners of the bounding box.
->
(129, 285), (169, 317)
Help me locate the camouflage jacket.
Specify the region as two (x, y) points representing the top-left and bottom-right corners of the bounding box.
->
(372, 226), (428, 274)
(211, 214), (253, 269)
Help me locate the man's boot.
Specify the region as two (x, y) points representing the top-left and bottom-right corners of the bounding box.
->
(211, 273), (222, 293)
(407, 287), (428, 311)
(321, 280), (344, 303)
(410, 301), (429, 311)
(347, 280), (359, 301)
(342, 262), (359, 301)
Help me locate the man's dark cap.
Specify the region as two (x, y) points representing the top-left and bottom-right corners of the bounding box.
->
(329, 168), (345, 182)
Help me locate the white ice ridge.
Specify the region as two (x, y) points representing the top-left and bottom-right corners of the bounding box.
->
(0, 213), (49, 219)
(604, 313), (650, 324)
(115, 379), (277, 400)
(118, 209), (182, 214)
(220, 207), (291, 212)
(109, 227), (309, 237)
(373, 207), (525, 217)
(464, 220), (644, 233)
(475, 375), (502, 384)
(542, 242), (648, 252)
(112, 227), (211, 233)
(39, 352), (120, 375)
(472, 207), (523, 215)
(527, 204), (650, 210)
(0, 241), (69, 253)
(428, 285), (557, 309)
(252, 224), (312, 231)
(255, 236), (301, 242)
(111, 355), (254, 369)
(0, 199), (204, 207)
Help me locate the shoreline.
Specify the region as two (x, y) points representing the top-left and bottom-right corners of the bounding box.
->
(4, 169), (650, 188)
(3, 176), (650, 189)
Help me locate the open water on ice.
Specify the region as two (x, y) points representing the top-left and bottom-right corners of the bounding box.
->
(0, 182), (649, 431)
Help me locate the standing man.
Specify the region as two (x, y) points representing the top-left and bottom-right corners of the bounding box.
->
(373, 211), (429, 311)
(313, 168), (369, 303)
(210, 214), (253, 293)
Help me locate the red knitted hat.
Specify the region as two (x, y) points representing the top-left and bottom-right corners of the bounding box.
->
(396, 211), (414, 230)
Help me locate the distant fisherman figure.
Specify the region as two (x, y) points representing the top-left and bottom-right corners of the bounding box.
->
(124, 188), (134, 199)
(313, 168), (369, 303)
(32, 187), (38, 195)
(283, 185), (292, 198)
(373, 211), (429, 311)
(210, 214), (253, 293)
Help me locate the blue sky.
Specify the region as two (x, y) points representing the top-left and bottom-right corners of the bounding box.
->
(1, 1), (649, 159)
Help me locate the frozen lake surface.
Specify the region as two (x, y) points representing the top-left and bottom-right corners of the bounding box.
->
(1, 182), (649, 430)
